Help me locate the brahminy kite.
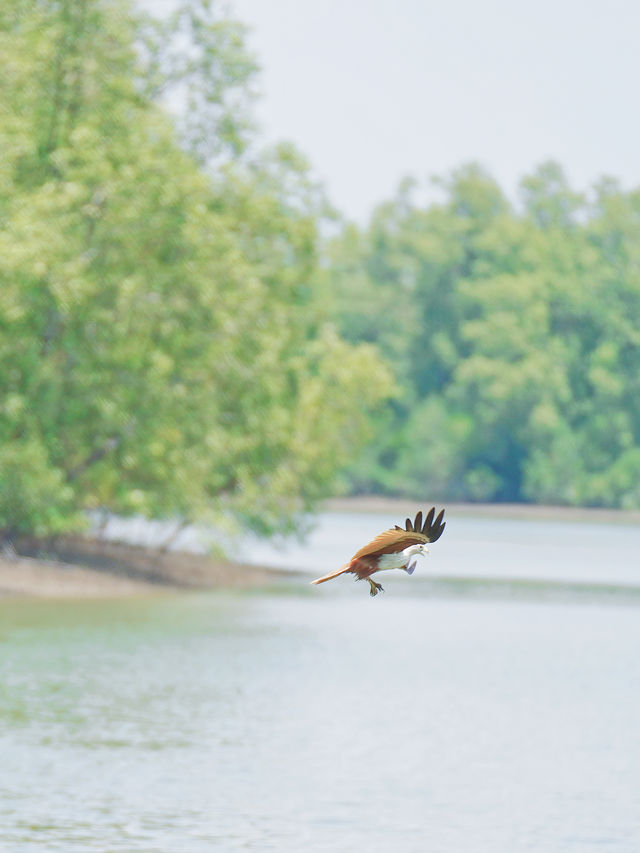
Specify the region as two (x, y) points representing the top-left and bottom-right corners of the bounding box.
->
(311, 507), (446, 596)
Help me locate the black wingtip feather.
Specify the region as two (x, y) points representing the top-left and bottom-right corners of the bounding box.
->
(430, 520), (445, 543)
(422, 507), (435, 534)
(395, 507), (446, 541)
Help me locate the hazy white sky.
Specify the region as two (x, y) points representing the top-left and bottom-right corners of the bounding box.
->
(227, 0), (640, 221)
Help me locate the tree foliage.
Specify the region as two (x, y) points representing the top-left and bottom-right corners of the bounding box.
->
(0, 0), (391, 540)
(326, 163), (640, 508)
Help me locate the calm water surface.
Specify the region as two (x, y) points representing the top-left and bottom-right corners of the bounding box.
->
(2, 516), (640, 851)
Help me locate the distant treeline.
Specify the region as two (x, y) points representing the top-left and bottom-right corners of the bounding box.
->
(2, 1), (640, 544)
(326, 165), (640, 508)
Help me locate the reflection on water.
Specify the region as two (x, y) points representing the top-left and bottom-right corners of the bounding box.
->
(1, 579), (640, 851)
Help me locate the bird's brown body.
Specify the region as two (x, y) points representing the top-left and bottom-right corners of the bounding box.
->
(311, 507), (446, 596)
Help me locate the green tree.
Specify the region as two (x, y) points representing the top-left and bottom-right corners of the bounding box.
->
(0, 0), (392, 541)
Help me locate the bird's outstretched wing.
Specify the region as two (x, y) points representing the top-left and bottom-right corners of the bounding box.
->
(394, 507), (446, 540)
(351, 507), (446, 560)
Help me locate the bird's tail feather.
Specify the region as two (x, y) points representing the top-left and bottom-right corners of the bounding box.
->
(310, 565), (349, 585)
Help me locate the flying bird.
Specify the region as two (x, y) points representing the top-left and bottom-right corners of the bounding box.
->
(311, 507), (446, 596)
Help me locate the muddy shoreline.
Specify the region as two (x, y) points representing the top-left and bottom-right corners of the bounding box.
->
(0, 535), (289, 599)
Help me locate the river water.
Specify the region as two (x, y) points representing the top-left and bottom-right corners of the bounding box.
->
(2, 513), (640, 851)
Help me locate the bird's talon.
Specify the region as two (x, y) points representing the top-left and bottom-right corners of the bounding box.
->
(368, 579), (383, 596)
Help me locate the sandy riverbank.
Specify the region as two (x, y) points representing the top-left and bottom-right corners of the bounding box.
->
(0, 536), (288, 599)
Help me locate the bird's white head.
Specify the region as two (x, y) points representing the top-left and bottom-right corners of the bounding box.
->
(403, 542), (429, 560)
(400, 542), (428, 575)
